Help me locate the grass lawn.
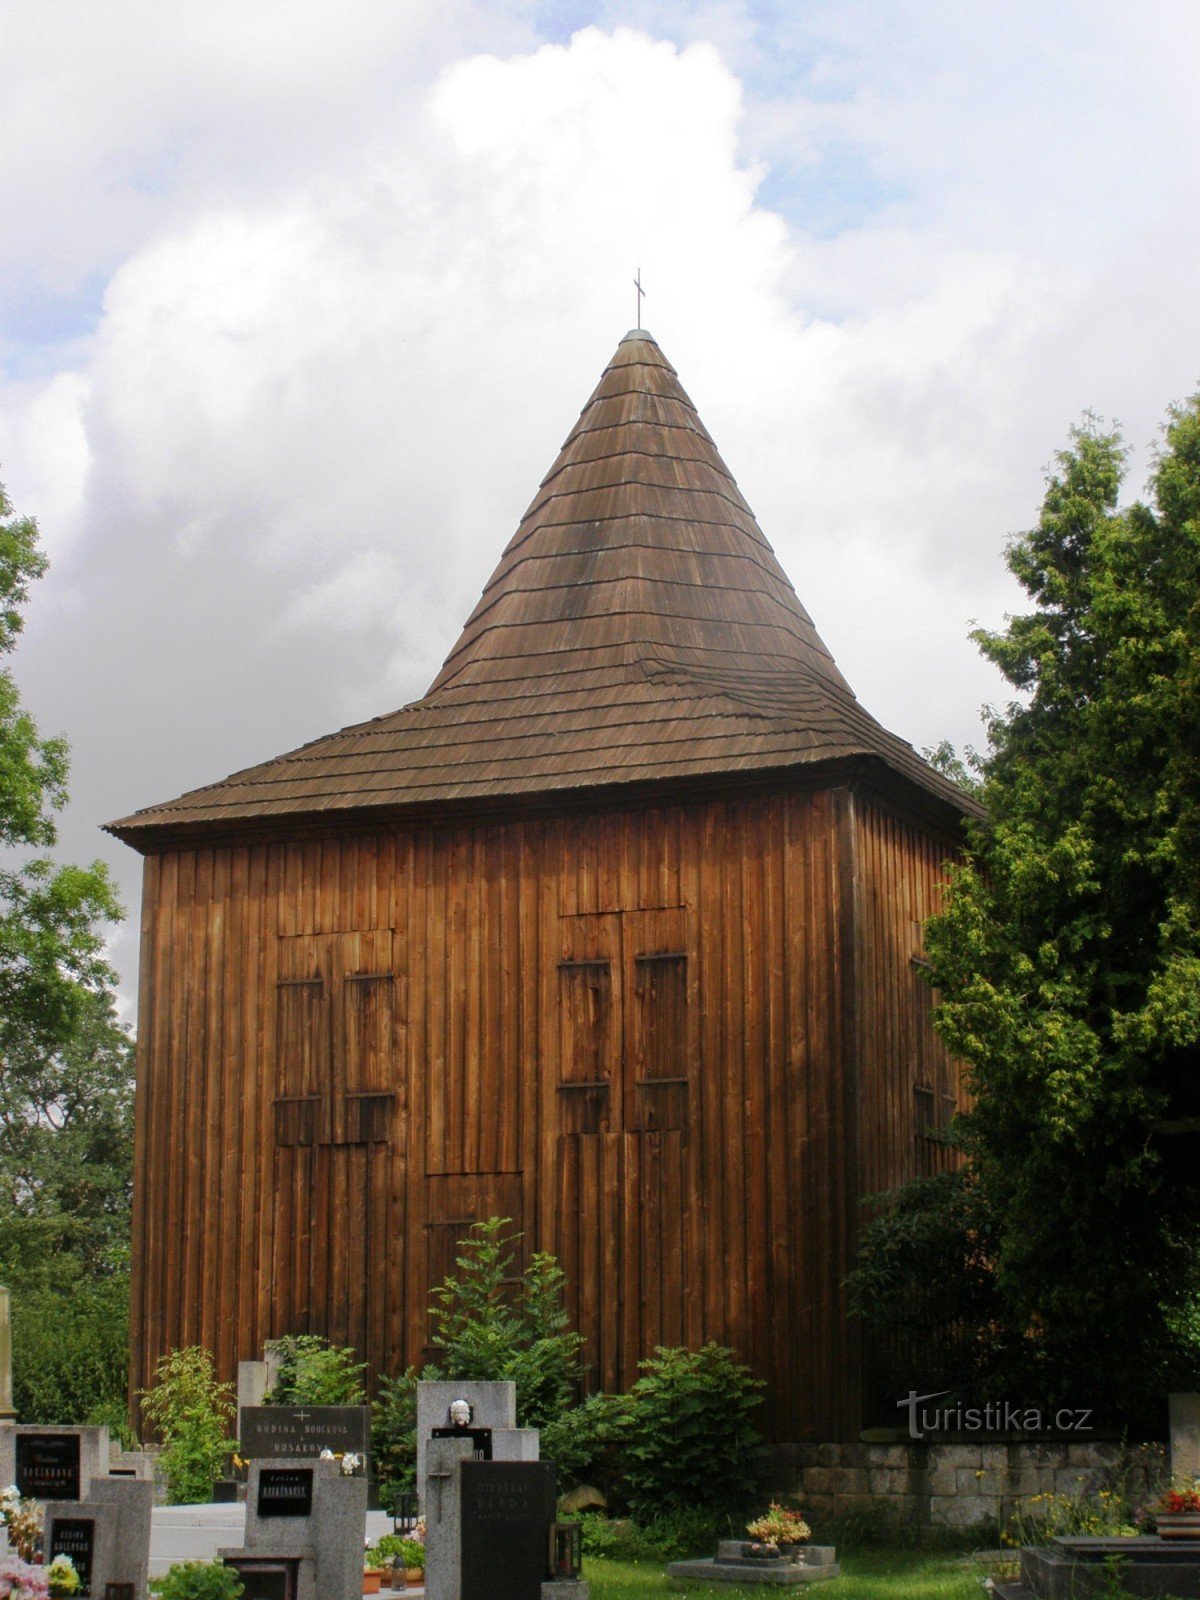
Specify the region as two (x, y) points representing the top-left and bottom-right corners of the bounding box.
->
(587, 1550), (986, 1600)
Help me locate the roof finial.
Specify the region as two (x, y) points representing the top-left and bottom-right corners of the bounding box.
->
(634, 268), (646, 330)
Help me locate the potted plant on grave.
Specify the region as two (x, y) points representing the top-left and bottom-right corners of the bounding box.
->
(745, 1504), (812, 1558)
(1153, 1481), (1200, 1538)
(363, 1540), (390, 1593)
(398, 1534), (426, 1587)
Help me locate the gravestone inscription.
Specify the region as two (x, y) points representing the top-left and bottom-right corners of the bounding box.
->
(258, 1468), (314, 1518)
(461, 1461), (557, 1600)
(16, 1432), (81, 1499)
(104, 1587), (136, 1600)
(49, 1516), (95, 1593)
(240, 1406), (369, 1461)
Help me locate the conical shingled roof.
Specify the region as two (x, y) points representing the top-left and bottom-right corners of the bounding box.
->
(109, 330), (972, 845)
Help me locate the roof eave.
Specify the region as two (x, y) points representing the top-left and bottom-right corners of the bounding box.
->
(105, 752), (981, 856)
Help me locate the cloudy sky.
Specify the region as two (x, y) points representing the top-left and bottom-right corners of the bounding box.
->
(3, 0), (1199, 1008)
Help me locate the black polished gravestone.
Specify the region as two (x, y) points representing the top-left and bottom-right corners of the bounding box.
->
(461, 1461), (557, 1600)
(257, 1467), (314, 1518)
(431, 1424), (493, 1461)
(240, 1406), (369, 1461)
(16, 1433), (82, 1500)
(49, 1516), (95, 1595)
(220, 1561), (296, 1600)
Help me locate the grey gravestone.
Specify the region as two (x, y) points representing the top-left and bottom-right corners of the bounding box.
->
(220, 1453), (366, 1600)
(239, 1405), (369, 1461)
(667, 1545), (840, 1586)
(0, 1425), (109, 1503)
(1171, 1393), (1200, 1479)
(0, 1286), (15, 1422)
(417, 1381), (516, 1509)
(45, 1481), (153, 1600)
(495, 1430), (541, 1465)
(424, 1436), (474, 1600)
(461, 1461), (557, 1600)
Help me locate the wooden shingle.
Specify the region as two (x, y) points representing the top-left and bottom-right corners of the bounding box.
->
(109, 330), (972, 845)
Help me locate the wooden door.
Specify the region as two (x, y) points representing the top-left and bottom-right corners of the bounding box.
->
(270, 931), (402, 1356)
(554, 907), (695, 1389)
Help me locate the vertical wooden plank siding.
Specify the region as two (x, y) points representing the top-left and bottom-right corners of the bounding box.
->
(129, 783), (961, 1440)
(851, 794), (965, 1200)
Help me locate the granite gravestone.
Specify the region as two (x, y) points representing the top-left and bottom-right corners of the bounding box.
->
(0, 1286), (15, 1423)
(1170, 1393), (1200, 1479)
(416, 1381), (539, 1509)
(460, 1461), (557, 1600)
(0, 1425), (110, 1504)
(219, 1454), (366, 1600)
(43, 1479), (153, 1600)
(424, 1437), (474, 1600)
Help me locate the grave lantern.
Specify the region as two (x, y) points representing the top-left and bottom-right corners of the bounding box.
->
(393, 1490), (419, 1535)
(549, 1521), (582, 1580)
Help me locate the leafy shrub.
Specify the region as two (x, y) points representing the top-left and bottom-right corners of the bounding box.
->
(11, 1276), (130, 1430)
(139, 1347), (236, 1505)
(150, 1561), (244, 1599)
(263, 1335), (367, 1406)
(366, 1532), (424, 1570)
(621, 1343), (763, 1520)
(577, 1509), (734, 1560)
(372, 1366), (418, 1504)
(427, 1218), (583, 1429)
(541, 1391), (630, 1491)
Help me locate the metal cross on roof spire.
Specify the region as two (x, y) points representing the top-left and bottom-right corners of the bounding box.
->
(634, 268), (646, 329)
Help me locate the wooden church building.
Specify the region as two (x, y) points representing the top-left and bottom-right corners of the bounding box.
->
(110, 329), (974, 1441)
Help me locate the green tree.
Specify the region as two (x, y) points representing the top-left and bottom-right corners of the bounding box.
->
(0, 474), (131, 1426)
(139, 1346), (236, 1504)
(262, 1334), (367, 1405)
(0, 479), (121, 1063)
(908, 398), (1200, 1421)
(427, 1217), (584, 1429)
(0, 989), (134, 1289)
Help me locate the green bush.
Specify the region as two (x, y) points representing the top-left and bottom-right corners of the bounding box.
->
(367, 1533), (425, 1570)
(150, 1560), (244, 1599)
(372, 1365), (418, 1505)
(139, 1347), (236, 1505)
(11, 1275), (130, 1430)
(427, 1217), (583, 1430)
(621, 1343), (763, 1520)
(263, 1335), (367, 1406)
(541, 1391), (630, 1490)
(577, 1508), (734, 1560)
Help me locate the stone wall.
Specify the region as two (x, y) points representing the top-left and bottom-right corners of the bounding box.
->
(766, 1440), (1165, 1532)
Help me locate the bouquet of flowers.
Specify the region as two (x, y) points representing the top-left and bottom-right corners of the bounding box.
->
(0, 1554), (51, 1599)
(0, 1490), (42, 1564)
(1156, 1482), (1200, 1515)
(44, 1556), (81, 1598)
